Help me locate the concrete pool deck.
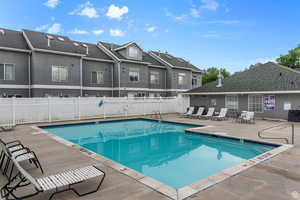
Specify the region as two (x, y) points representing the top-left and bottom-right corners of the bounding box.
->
(1, 114), (300, 200)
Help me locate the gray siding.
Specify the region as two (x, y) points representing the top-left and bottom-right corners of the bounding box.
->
(31, 89), (80, 97)
(0, 50), (29, 85)
(149, 67), (167, 89)
(120, 62), (149, 88)
(171, 69), (192, 90)
(82, 60), (113, 88)
(190, 93), (300, 120)
(31, 52), (81, 86)
(0, 88), (28, 97)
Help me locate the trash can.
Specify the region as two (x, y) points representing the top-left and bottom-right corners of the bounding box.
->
(288, 110), (300, 122)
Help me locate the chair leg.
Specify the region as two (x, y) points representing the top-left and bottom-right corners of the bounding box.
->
(3, 157), (10, 175)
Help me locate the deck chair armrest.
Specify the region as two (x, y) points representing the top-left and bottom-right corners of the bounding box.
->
(13, 148), (31, 157)
(6, 140), (22, 146)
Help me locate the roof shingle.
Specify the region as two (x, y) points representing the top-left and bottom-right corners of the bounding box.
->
(0, 28), (29, 50)
(187, 62), (300, 93)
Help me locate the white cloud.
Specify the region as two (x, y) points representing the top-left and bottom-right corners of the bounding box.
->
(201, 0), (219, 10)
(35, 24), (49, 31)
(47, 23), (62, 34)
(106, 4), (129, 20)
(70, 1), (99, 19)
(92, 29), (104, 35)
(165, 9), (187, 22)
(190, 8), (201, 18)
(146, 26), (157, 32)
(44, 0), (59, 8)
(207, 20), (240, 24)
(69, 28), (89, 35)
(109, 29), (124, 37)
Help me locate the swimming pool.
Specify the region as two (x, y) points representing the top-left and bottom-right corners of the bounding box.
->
(41, 119), (276, 189)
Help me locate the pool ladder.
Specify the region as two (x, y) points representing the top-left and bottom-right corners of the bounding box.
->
(258, 123), (295, 144)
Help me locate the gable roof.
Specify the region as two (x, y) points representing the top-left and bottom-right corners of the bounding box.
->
(22, 29), (112, 60)
(99, 41), (166, 67)
(0, 28), (30, 51)
(150, 51), (202, 72)
(186, 62), (300, 94)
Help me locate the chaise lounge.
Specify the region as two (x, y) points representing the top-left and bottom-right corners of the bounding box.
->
(1, 158), (105, 200)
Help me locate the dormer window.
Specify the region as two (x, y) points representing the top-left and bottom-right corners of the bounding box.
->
(128, 46), (139, 59)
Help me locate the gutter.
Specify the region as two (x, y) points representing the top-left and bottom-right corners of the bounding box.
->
(184, 90), (300, 95)
(0, 47), (31, 53)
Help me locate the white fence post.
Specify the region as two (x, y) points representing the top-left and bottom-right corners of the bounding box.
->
(103, 97), (106, 119)
(159, 96), (162, 114)
(143, 96), (146, 116)
(78, 96), (81, 120)
(12, 97), (16, 125)
(48, 97), (52, 122)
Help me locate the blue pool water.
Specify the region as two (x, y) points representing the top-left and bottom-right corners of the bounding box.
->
(41, 119), (276, 189)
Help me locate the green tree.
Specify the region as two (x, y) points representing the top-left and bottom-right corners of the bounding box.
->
(202, 67), (230, 85)
(276, 45), (300, 68)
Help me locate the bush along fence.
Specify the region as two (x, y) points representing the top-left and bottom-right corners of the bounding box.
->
(0, 96), (189, 125)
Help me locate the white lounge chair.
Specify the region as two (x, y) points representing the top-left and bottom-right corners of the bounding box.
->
(190, 107), (205, 118)
(1, 158), (105, 200)
(242, 111), (255, 124)
(182, 107), (195, 117)
(200, 107), (215, 119)
(212, 108), (228, 121)
(0, 139), (43, 180)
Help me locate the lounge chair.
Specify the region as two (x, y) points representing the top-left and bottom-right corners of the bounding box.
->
(200, 107), (215, 119)
(242, 111), (255, 124)
(212, 108), (228, 121)
(181, 107), (195, 117)
(190, 107), (205, 118)
(0, 139), (43, 180)
(1, 158), (105, 200)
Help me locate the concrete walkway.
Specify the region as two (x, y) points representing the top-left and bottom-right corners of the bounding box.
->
(0, 114), (299, 200)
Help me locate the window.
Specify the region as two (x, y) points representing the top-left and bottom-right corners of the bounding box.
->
(192, 78), (197, 88)
(129, 69), (139, 82)
(150, 71), (159, 85)
(91, 71), (104, 84)
(225, 95), (239, 110)
(128, 46), (139, 59)
(0, 64), (15, 80)
(178, 73), (186, 85)
(248, 95), (263, 112)
(52, 66), (68, 82)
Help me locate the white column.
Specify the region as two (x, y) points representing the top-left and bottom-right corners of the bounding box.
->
(103, 96), (106, 119)
(78, 96), (81, 120)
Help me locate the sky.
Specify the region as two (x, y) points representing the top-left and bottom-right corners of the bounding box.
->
(0, 0), (300, 73)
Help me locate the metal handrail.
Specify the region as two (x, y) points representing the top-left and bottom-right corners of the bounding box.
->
(258, 123), (295, 144)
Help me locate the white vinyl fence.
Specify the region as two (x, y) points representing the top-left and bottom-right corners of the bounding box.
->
(0, 96), (190, 125)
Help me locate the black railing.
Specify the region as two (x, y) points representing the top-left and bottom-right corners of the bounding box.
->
(258, 123), (295, 144)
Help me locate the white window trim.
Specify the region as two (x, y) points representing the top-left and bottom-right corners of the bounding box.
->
(129, 68), (140, 82)
(1, 63), (15, 81)
(91, 71), (104, 84)
(225, 95), (239, 110)
(128, 46), (139, 59)
(52, 66), (68, 82)
(150, 71), (160, 85)
(248, 94), (264, 113)
(178, 73), (186, 86)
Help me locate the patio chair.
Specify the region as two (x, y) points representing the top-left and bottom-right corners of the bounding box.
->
(242, 111), (255, 124)
(212, 108), (228, 121)
(0, 139), (43, 180)
(200, 107), (215, 120)
(181, 107), (195, 117)
(1, 158), (105, 200)
(190, 107), (205, 118)
(236, 111), (247, 123)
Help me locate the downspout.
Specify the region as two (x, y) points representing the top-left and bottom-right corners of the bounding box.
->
(80, 57), (83, 97)
(28, 53), (31, 97)
(165, 70), (167, 97)
(118, 62), (121, 97)
(111, 63), (114, 97)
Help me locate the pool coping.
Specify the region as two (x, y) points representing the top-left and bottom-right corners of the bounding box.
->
(31, 117), (293, 200)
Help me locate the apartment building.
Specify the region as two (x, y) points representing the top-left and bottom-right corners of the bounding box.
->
(0, 28), (202, 97)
